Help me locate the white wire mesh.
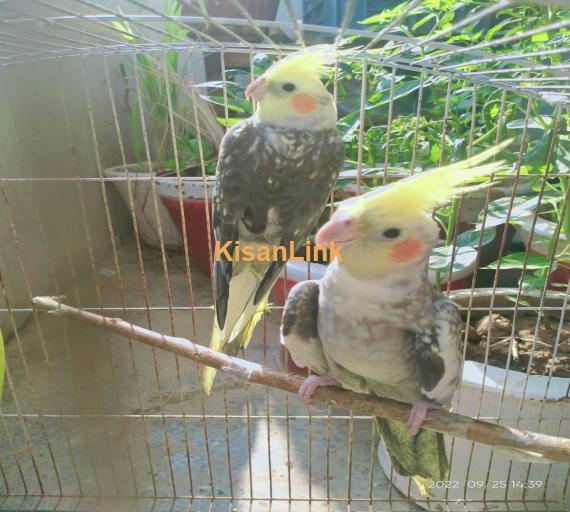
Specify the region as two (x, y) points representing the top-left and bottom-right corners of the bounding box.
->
(0, 0), (568, 511)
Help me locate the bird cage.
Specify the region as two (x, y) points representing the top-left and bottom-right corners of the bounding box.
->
(0, 0), (569, 511)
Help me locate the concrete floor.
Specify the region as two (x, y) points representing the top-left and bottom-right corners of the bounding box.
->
(0, 240), (419, 511)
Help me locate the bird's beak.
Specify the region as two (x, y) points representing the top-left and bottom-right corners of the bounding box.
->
(245, 76), (268, 102)
(316, 214), (356, 248)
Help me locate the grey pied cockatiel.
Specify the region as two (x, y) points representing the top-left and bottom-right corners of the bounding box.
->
(204, 46), (345, 393)
(281, 146), (511, 495)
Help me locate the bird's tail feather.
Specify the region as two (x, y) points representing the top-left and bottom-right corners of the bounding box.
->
(226, 294), (269, 356)
(203, 323), (223, 395)
(375, 417), (448, 497)
(203, 294), (269, 394)
(220, 265), (261, 341)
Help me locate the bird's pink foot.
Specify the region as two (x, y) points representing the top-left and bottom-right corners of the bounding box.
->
(407, 400), (442, 436)
(298, 375), (338, 403)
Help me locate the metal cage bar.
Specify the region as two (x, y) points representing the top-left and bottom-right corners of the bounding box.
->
(0, 0), (568, 511)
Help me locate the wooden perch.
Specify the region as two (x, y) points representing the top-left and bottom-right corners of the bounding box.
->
(33, 295), (570, 464)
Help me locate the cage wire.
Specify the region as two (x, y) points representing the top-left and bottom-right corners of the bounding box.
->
(0, 0), (568, 510)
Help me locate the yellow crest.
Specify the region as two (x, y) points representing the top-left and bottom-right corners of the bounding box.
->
(265, 45), (338, 82)
(342, 140), (512, 219)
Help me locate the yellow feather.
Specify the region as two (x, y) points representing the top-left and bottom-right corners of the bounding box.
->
(203, 325), (223, 395)
(342, 140), (512, 220)
(203, 294), (270, 395)
(265, 45), (341, 82)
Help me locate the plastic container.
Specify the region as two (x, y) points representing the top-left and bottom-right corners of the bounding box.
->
(103, 164), (183, 248)
(378, 360), (570, 511)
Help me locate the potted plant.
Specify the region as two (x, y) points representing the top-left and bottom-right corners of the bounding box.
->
(155, 145), (218, 275)
(103, 0), (223, 255)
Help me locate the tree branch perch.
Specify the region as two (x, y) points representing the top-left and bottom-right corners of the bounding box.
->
(32, 295), (570, 464)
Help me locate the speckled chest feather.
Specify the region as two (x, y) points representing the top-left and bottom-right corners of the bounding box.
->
(214, 118), (345, 246)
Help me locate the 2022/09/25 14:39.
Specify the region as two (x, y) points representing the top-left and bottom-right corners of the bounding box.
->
(428, 480), (545, 490)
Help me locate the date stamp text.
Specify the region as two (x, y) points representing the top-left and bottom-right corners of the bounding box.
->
(428, 480), (544, 490)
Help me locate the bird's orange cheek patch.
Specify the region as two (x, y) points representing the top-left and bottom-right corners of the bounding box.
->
(390, 238), (424, 263)
(291, 93), (318, 114)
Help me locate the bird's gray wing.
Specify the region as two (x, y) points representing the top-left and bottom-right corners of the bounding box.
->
(214, 122), (344, 327)
(414, 296), (463, 405)
(281, 281), (329, 376)
(213, 120), (269, 328)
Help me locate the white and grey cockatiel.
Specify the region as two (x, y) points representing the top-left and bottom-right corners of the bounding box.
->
(281, 146), (511, 495)
(204, 46), (345, 393)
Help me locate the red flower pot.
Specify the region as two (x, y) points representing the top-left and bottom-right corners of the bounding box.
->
(156, 176), (215, 275)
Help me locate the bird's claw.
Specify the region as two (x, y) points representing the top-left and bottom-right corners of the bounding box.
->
(407, 400), (442, 436)
(298, 375), (337, 403)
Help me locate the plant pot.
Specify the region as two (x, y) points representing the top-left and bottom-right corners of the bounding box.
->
(103, 164), (183, 248)
(155, 175), (215, 275)
(378, 359), (569, 511)
(514, 214), (570, 287)
(378, 288), (570, 511)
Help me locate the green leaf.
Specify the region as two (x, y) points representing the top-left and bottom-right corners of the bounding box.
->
(484, 252), (557, 270)
(554, 136), (570, 174)
(429, 245), (477, 272)
(201, 95), (252, 114)
(111, 19), (136, 41)
(525, 132), (554, 167)
(412, 13), (437, 31)
(216, 117), (242, 128)
(253, 53), (273, 76)
(521, 271), (547, 293)
(368, 79), (423, 107)
(455, 226), (497, 248)
(506, 117), (552, 130)
(531, 32), (549, 42)
(429, 144), (441, 163)
(178, 137), (213, 162)
(485, 18), (515, 41)
(197, 80), (241, 89)
(477, 196), (532, 229)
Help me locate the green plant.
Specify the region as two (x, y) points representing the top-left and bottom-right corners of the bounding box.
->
(200, 3), (568, 285)
(342, 1), (570, 172)
(473, 107), (570, 292)
(112, 0), (222, 174)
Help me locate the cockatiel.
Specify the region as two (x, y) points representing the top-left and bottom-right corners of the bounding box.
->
(281, 146), (509, 495)
(204, 46), (345, 393)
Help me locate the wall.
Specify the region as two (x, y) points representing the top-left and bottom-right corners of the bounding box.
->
(0, 2), (206, 337)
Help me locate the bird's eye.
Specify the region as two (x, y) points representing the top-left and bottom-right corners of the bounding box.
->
(282, 82), (296, 92)
(382, 228), (401, 239)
